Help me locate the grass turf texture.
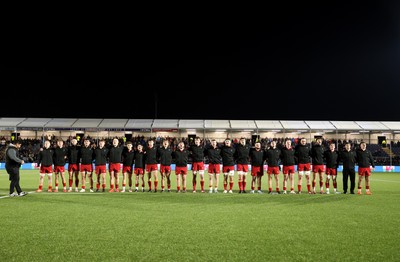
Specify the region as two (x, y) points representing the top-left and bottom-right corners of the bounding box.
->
(1, 170), (399, 261)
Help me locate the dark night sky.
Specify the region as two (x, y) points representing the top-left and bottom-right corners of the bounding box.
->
(2, 3), (400, 121)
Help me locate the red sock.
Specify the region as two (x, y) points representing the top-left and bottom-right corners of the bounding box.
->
(38, 185), (43, 190)
(269, 187), (272, 192)
(82, 185), (85, 189)
(366, 186), (370, 190)
(63, 182), (66, 187)
(319, 181), (323, 187)
(200, 181), (204, 190)
(276, 187), (280, 192)
(224, 183), (227, 190)
(297, 185), (301, 191)
(333, 182), (337, 188)
(229, 182), (234, 190)
(154, 181), (158, 190)
(251, 186), (255, 190)
(283, 186), (287, 191)
(239, 181), (243, 190)
(148, 181), (152, 190)
(69, 179), (73, 187)
(312, 181), (316, 187)
(102, 183), (106, 189)
(55, 183), (58, 187)
(177, 186), (180, 191)
(96, 183), (100, 189)
(326, 182), (329, 188)
(258, 186), (261, 190)
(123, 183), (126, 187)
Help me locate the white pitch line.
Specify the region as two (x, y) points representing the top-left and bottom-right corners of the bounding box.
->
(0, 190), (36, 199)
(371, 179), (400, 183)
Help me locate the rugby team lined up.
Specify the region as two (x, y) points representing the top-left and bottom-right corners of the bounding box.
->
(34, 136), (375, 195)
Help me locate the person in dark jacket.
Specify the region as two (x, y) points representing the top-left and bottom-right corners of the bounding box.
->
(121, 141), (135, 192)
(108, 138), (124, 192)
(36, 140), (55, 193)
(93, 139), (108, 192)
(6, 140), (27, 197)
(249, 141), (265, 194)
(79, 138), (94, 192)
(356, 142), (375, 195)
(339, 142), (357, 194)
(173, 141), (190, 192)
(221, 138), (236, 193)
(265, 140), (280, 194)
(67, 138), (80, 192)
(235, 138), (250, 193)
(144, 139), (158, 192)
(205, 139), (222, 193)
(189, 137), (206, 193)
(280, 139), (296, 194)
(133, 144), (146, 192)
(53, 139), (68, 192)
(311, 138), (325, 194)
(324, 143), (340, 194)
(158, 139), (173, 192)
(295, 138), (312, 194)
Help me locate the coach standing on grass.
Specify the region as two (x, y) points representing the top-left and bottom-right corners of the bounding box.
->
(340, 142), (357, 194)
(6, 139), (27, 197)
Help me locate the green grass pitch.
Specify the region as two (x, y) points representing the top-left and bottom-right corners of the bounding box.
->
(1, 170), (400, 261)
